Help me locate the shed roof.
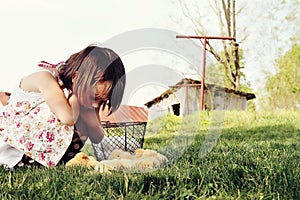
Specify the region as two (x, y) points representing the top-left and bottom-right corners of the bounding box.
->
(100, 105), (148, 124)
(144, 78), (256, 108)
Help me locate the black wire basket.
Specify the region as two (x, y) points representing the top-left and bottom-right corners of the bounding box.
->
(92, 121), (147, 160)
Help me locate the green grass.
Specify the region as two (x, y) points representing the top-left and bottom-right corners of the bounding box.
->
(0, 110), (299, 199)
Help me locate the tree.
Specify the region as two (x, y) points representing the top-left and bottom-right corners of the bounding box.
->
(265, 44), (300, 110)
(179, 0), (245, 90)
(206, 48), (251, 92)
(267, 0), (300, 53)
(259, 0), (300, 110)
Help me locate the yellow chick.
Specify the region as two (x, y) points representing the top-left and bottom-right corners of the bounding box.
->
(142, 149), (159, 158)
(108, 149), (133, 160)
(155, 153), (169, 165)
(134, 148), (145, 158)
(86, 159), (101, 167)
(133, 157), (160, 171)
(134, 148), (158, 158)
(75, 152), (90, 161)
(94, 162), (114, 173)
(133, 148), (169, 168)
(65, 152), (90, 167)
(118, 158), (133, 170)
(65, 158), (80, 167)
(65, 152), (113, 173)
(88, 156), (97, 161)
(100, 159), (124, 171)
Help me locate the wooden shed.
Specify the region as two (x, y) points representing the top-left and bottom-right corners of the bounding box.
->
(144, 78), (255, 120)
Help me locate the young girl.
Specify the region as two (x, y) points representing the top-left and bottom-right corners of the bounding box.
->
(0, 44), (126, 168)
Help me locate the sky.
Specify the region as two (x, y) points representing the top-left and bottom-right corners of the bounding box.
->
(0, 0), (294, 107)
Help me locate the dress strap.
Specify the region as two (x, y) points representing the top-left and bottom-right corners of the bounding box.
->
(37, 61), (65, 88)
(38, 61), (65, 68)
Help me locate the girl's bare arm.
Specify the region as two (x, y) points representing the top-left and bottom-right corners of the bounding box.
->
(20, 71), (75, 125)
(76, 107), (105, 143)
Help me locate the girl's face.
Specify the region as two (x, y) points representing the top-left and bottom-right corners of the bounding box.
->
(90, 80), (112, 109)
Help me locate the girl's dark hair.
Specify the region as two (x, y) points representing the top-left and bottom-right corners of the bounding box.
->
(58, 44), (126, 114)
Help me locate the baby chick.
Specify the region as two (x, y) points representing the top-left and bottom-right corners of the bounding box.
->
(108, 149), (133, 160)
(133, 157), (160, 171)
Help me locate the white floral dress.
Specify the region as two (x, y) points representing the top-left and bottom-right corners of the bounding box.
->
(0, 69), (74, 167)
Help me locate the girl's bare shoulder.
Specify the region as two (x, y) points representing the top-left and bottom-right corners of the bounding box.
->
(20, 69), (59, 93)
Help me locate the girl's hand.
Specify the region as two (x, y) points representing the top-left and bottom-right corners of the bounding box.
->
(76, 106), (105, 143)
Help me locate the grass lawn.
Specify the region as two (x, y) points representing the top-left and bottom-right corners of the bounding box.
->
(0, 110), (299, 199)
